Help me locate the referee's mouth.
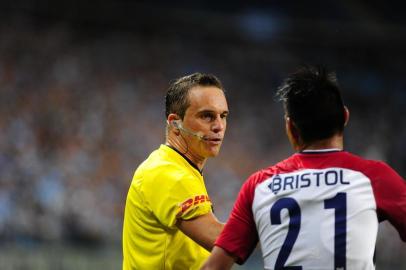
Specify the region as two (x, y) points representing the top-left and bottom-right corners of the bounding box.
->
(204, 137), (222, 143)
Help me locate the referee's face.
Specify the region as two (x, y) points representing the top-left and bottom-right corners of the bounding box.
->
(182, 86), (228, 158)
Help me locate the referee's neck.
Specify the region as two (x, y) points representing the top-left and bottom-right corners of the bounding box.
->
(165, 142), (206, 173)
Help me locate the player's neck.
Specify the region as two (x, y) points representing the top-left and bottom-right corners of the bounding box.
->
(297, 134), (344, 152)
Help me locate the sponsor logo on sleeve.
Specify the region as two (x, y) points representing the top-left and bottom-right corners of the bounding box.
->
(177, 195), (211, 215)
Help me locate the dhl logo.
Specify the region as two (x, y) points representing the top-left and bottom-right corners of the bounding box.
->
(178, 195), (211, 215)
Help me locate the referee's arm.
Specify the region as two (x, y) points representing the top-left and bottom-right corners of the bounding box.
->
(176, 212), (224, 251)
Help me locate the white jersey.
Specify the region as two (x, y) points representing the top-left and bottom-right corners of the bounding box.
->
(215, 150), (406, 270)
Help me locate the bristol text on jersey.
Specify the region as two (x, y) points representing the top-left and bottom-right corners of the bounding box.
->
(268, 169), (349, 195)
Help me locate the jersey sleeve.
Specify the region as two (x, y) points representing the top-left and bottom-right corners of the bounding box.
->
(147, 169), (212, 228)
(368, 161), (406, 241)
(215, 172), (261, 265)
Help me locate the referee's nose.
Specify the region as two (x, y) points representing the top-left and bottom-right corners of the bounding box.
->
(211, 115), (226, 134)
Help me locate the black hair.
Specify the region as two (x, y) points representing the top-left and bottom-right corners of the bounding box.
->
(165, 73), (224, 119)
(276, 66), (346, 144)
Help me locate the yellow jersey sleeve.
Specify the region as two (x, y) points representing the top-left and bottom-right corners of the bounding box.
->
(145, 167), (212, 228)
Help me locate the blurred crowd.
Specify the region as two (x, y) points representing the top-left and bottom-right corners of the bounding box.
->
(0, 14), (404, 261)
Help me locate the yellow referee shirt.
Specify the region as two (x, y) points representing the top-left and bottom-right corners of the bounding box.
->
(122, 144), (213, 270)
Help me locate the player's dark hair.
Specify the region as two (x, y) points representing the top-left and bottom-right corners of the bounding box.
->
(165, 73), (224, 119)
(276, 66), (346, 145)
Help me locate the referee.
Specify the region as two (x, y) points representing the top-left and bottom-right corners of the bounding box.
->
(122, 73), (229, 269)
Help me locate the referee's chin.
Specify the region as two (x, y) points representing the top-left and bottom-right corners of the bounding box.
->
(204, 146), (223, 157)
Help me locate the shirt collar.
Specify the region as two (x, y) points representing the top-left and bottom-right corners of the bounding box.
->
(300, 148), (342, 154)
(164, 144), (203, 175)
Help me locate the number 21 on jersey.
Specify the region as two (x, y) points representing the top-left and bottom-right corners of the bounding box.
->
(270, 193), (347, 270)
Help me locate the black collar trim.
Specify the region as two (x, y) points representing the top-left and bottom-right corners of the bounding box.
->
(165, 144), (203, 175)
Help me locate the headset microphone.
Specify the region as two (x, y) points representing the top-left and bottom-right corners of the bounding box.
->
(172, 121), (207, 140)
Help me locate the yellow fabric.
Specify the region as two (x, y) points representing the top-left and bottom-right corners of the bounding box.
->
(123, 144), (212, 270)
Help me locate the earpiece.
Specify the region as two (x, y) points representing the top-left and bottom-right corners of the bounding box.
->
(170, 120), (206, 140)
(171, 120), (180, 129)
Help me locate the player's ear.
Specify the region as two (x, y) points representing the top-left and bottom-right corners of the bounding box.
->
(343, 106), (350, 127)
(285, 116), (300, 150)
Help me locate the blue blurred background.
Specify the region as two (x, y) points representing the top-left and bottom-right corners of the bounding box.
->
(0, 1), (405, 269)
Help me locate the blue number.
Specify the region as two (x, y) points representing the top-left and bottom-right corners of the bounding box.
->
(270, 198), (302, 270)
(270, 193), (347, 269)
(324, 192), (347, 270)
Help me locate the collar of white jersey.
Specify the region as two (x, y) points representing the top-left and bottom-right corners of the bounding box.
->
(300, 148), (342, 154)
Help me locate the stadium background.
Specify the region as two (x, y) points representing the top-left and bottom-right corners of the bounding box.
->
(0, 1), (405, 269)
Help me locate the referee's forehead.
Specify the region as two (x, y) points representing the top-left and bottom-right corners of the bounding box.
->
(187, 86), (227, 111)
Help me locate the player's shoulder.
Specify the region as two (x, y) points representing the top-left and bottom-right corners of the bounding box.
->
(238, 159), (297, 202)
(242, 154), (297, 183)
(328, 151), (405, 189)
(243, 162), (284, 191)
(338, 151), (396, 176)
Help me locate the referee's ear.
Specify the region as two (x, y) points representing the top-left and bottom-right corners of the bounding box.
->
(167, 113), (181, 136)
(167, 113), (180, 125)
